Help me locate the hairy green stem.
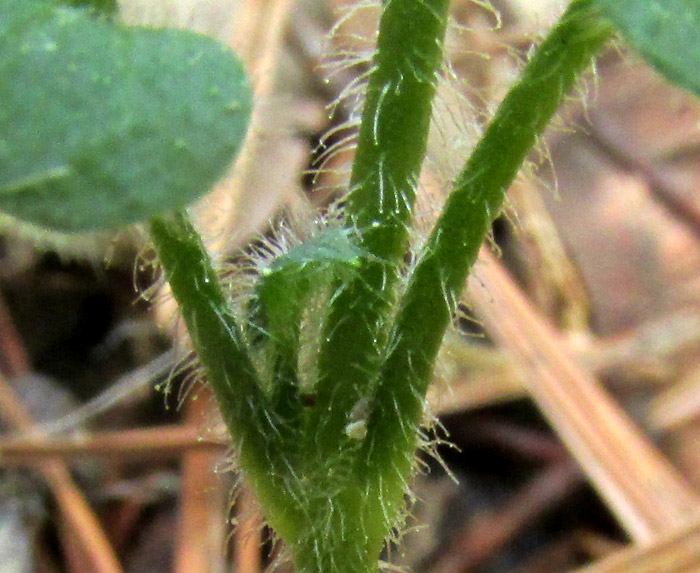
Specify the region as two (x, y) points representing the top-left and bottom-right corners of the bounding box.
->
(360, 0), (614, 528)
(149, 212), (304, 542)
(310, 0), (450, 457)
(149, 2), (614, 571)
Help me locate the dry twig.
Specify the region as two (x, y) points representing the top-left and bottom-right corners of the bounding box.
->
(468, 248), (700, 543)
(0, 290), (123, 573)
(0, 425), (222, 463)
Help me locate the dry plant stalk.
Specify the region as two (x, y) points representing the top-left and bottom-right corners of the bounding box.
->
(175, 388), (229, 573)
(0, 425), (221, 463)
(0, 371), (122, 572)
(580, 516), (700, 572)
(468, 247), (700, 543)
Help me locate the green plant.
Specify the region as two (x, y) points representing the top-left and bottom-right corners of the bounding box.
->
(3, 0), (700, 570)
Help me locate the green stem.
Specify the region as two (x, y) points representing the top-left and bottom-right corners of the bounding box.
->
(310, 0), (451, 457)
(149, 212), (304, 542)
(149, 2), (613, 571)
(361, 0), (613, 529)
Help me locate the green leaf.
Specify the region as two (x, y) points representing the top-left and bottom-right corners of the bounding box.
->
(256, 228), (367, 350)
(0, 0), (251, 232)
(266, 228), (367, 275)
(597, 0), (700, 97)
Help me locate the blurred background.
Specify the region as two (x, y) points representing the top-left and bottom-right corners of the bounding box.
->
(3, 0), (700, 571)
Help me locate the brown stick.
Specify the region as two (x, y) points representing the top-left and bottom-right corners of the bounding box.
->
(175, 388), (227, 573)
(0, 425), (224, 463)
(235, 484), (263, 573)
(580, 517), (700, 572)
(468, 248), (700, 543)
(429, 460), (581, 573)
(0, 372), (123, 573)
(0, 285), (123, 572)
(0, 293), (31, 376)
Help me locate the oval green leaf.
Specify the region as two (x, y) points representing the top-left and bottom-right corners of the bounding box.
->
(255, 228), (368, 348)
(0, 0), (251, 231)
(597, 0), (700, 97)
